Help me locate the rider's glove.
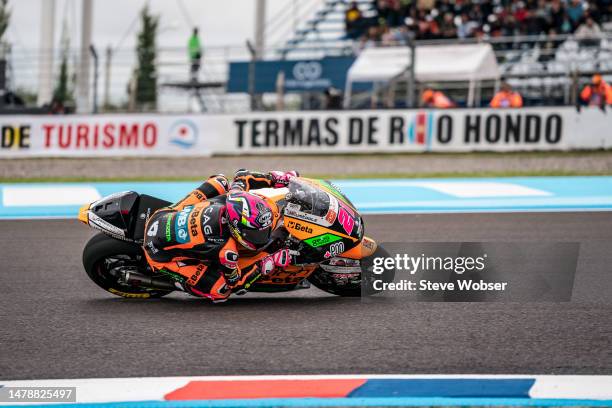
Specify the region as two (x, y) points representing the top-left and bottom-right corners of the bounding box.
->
(269, 171), (299, 188)
(209, 174), (230, 193)
(231, 169), (276, 191)
(259, 248), (291, 275)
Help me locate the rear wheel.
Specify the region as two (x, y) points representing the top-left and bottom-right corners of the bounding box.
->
(308, 246), (394, 297)
(82, 233), (172, 299)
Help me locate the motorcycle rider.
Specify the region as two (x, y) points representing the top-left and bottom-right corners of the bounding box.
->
(143, 169), (298, 302)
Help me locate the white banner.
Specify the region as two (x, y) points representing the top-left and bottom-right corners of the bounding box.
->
(0, 115), (210, 157)
(0, 107), (610, 157)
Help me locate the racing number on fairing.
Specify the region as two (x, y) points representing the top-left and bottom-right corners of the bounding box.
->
(337, 207), (355, 235)
(325, 241), (345, 258)
(147, 221), (159, 237)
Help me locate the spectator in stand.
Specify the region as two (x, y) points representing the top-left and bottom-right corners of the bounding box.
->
(575, 16), (602, 45)
(580, 74), (612, 107)
(549, 0), (566, 30)
(421, 88), (455, 108)
(533, 0), (551, 32)
(381, 23), (394, 45)
(324, 87), (343, 110)
(188, 27), (202, 83)
(359, 25), (383, 49)
(587, 1), (602, 23)
(417, 12), (440, 38)
(388, 0), (404, 26)
(439, 12), (457, 38)
(498, 8), (519, 36)
(345, 1), (364, 39)
(488, 12), (507, 37)
(558, 12), (575, 33)
(457, 13), (479, 38)
(418, 0), (435, 11)
(381, 23), (406, 45)
(374, 0), (387, 23)
(567, 0), (585, 26)
(515, 2), (528, 20)
(490, 82), (524, 108)
(524, 6), (544, 34)
(375, 0), (404, 27)
(384, 24), (412, 44)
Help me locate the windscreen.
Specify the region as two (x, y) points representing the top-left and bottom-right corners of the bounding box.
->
(286, 179), (331, 217)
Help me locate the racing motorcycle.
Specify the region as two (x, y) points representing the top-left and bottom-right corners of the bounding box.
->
(78, 177), (391, 299)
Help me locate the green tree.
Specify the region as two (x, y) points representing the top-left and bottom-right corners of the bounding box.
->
(0, 0), (10, 95)
(53, 21), (73, 105)
(0, 0), (10, 43)
(133, 5), (158, 110)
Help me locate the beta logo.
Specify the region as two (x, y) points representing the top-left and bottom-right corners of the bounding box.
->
(187, 263), (207, 286)
(169, 119), (198, 149)
(286, 220), (313, 234)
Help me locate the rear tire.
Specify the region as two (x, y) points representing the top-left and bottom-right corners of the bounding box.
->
(82, 233), (172, 299)
(308, 246), (394, 297)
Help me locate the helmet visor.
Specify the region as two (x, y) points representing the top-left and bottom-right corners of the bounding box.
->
(241, 227), (272, 248)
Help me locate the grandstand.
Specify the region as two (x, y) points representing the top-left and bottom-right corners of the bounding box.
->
(278, 0), (376, 57)
(279, 0), (612, 55)
(269, 0), (612, 108)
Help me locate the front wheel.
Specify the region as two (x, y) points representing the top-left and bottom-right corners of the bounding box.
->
(308, 246), (394, 297)
(82, 233), (172, 299)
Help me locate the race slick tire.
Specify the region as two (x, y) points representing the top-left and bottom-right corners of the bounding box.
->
(308, 246), (395, 297)
(82, 233), (172, 299)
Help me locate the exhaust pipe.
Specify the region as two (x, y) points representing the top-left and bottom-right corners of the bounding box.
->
(122, 272), (177, 291)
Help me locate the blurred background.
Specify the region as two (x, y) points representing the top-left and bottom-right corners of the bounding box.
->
(1, 0), (611, 115)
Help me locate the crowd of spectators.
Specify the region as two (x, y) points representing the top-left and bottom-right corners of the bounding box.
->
(345, 0), (612, 45)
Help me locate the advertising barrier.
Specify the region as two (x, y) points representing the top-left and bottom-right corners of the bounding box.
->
(0, 107), (610, 157)
(0, 115), (209, 157)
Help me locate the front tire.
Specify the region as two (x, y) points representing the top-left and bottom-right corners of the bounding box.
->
(308, 246), (394, 297)
(82, 233), (172, 299)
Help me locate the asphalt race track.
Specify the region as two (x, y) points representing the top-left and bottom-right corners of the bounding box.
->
(1, 213), (611, 380)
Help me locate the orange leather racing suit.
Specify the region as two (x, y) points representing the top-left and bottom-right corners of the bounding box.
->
(143, 170), (283, 301)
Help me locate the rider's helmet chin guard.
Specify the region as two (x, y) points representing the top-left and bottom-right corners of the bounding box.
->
(226, 191), (275, 250)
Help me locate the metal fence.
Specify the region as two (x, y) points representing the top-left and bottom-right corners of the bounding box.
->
(5, 32), (612, 113)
